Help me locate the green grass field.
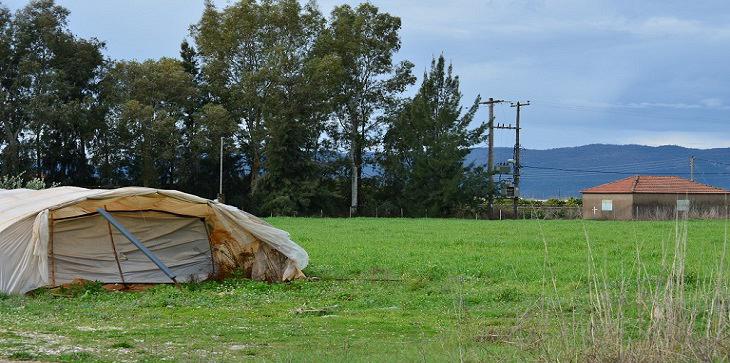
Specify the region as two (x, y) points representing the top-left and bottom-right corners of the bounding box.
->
(1, 218), (728, 362)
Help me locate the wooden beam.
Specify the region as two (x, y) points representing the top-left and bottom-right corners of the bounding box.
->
(49, 216), (56, 287)
(105, 208), (127, 288)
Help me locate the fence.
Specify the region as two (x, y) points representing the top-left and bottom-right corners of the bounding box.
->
(267, 205), (583, 220)
(266, 204), (730, 221)
(633, 205), (729, 221)
(515, 206), (582, 220)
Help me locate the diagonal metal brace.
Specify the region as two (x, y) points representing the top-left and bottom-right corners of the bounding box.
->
(97, 208), (178, 284)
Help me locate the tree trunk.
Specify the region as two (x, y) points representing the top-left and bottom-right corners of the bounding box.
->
(250, 147), (261, 190)
(350, 144), (359, 216)
(35, 131), (41, 178)
(3, 138), (19, 175)
(2, 127), (21, 175)
(142, 128), (153, 187)
(104, 134), (110, 185)
(349, 121), (363, 216)
(142, 149), (153, 187)
(78, 133), (88, 184)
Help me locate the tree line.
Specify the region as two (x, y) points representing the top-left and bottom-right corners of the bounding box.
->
(0, 0), (490, 217)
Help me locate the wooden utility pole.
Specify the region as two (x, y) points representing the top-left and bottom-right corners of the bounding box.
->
(510, 101), (530, 216)
(480, 98), (505, 218)
(689, 156), (695, 181)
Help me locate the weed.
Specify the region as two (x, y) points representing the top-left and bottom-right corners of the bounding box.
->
(525, 215), (730, 361)
(110, 341), (134, 349)
(56, 280), (105, 298)
(57, 351), (95, 362)
(495, 287), (523, 303)
(8, 351), (35, 360)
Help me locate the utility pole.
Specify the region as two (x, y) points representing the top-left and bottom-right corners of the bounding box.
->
(218, 136), (225, 204)
(689, 156), (695, 181)
(510, 101), (530, 217)
(480, 97), (505, 218)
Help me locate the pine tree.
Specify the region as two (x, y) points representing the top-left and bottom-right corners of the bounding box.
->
(382, 55), (484, 216)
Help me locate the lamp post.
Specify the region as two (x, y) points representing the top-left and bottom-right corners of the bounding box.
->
(218, 136), (225, 204)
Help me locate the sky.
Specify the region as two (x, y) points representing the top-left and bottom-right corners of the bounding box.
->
(4, 0), (730, 150)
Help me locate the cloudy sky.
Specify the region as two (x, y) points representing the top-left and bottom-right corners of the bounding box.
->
(4, 0), (729, 149)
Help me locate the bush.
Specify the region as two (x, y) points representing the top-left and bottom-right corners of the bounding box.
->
(0, 172), (58, 190)
(261, 195), (298, 216)
(57, 280), (105, 298)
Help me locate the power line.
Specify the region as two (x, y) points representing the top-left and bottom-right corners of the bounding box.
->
(695, 157), (730, 167)
(524, 167), (688, 178)
(514, 158), (689, 176)
(522, 164), (730, 176)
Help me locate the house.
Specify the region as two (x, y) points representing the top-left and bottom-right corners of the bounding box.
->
(581, 176), (729, 220)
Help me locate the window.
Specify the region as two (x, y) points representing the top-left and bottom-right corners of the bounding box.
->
(677, 199), (690, 212)
(601, 199), (613, 211)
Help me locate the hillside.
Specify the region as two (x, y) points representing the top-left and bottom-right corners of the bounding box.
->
(466, 144), (730, 198)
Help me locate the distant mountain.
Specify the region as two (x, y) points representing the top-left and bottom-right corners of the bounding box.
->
(466, 144), (730, 199)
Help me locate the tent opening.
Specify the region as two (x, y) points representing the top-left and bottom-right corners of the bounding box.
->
(49, 210), (215, 285)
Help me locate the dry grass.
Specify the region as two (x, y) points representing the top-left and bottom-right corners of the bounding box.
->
(525, 211), (730, 362)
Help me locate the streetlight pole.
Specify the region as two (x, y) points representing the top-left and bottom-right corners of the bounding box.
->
(218, 136), (225, 203)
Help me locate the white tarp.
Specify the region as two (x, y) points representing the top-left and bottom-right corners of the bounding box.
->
(53, 212), (214, 284)
(0, 187), (309, 294)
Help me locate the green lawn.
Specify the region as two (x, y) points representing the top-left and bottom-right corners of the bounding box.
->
(0, 218), (728, 362)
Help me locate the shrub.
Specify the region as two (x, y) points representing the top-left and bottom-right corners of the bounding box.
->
(0, 172), (58, 190)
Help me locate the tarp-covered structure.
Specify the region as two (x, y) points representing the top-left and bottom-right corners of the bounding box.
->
(0, 187), (308, 294)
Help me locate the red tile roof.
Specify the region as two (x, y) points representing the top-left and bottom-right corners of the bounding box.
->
(581, 176), (729, 194)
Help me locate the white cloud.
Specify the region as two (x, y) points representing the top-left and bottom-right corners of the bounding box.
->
(312, 0), (730, 49)
(701, 98), (725, 108)
(474, 15), (730, 40)
(609, 16), (730, 39)
(550, 99), (730, 110)
(625, 102), (701, 109)
(635, 17), (704, 36)
(352, 0), (730, 42)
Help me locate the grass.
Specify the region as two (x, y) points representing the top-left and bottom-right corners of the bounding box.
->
(0, 217), (729, 361)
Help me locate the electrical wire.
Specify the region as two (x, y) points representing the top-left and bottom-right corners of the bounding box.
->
(522, 164), (730, 176)
(514, 157), (688, 178)
(695, 157), (730, 167)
